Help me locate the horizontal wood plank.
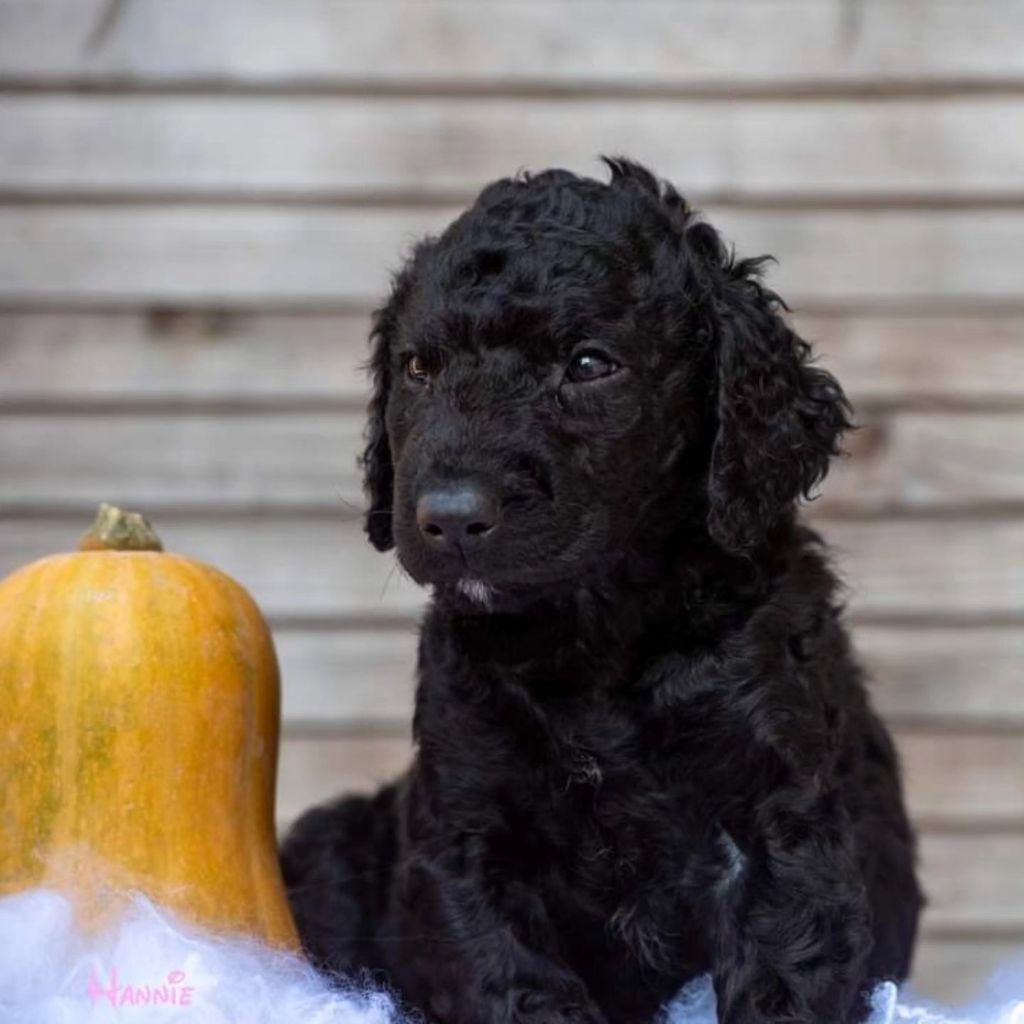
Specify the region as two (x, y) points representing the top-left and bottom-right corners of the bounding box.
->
(825, 520), (1024, 620)
(275, 730), (1024, 829)
(1, 1), (1023, 88)
(3, 515), (1024, 622)
(277, 734), (412, 825)
(0, 412), (367, 510)
(4, 410), (1024, 514)
(277, 627), (418, 726)
(859, 626), (1024, 725)
(270, 624), (1024, 730)
(0, 311), (373, 402)
(827, 413), (1024, 514)
(0, 514), (426, 620)
(804, 313), (1024, 404)
(921, 834), (1024, 933)
(3, 311), (1024, 406)
(0, 205), (441, 307)
(4, 96), (1024, 200)
(0, 206), (1021, 307)
(899, 732), (1024, 827)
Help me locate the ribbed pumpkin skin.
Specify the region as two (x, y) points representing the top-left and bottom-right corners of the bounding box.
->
(0, 549), (299, 949)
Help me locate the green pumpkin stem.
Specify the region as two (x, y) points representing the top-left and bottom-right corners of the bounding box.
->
(79, 503), (164, 552)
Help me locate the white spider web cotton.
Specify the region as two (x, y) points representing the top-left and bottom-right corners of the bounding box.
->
(661, 972), (1024, 1024)
(1, 887), (1022, 1024)
(0, 888), (404, 1024)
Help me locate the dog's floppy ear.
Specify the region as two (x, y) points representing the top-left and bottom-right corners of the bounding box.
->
(361, 267), (414, 552)
(707, 258), (852, 554)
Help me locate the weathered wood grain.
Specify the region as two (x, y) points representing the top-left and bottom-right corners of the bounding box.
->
(0, 311), (373, 402)
(804, 313), (1024, 404)
(911, 939), (1024, 1005)
(825, 520), (1024, 620)
(4, 410), (1024, 514)
(921, 834), (1024, 932)
(276, 734), (411, 824)
(269, 624), (1024, 729)
(5, 312), (1024, 405)
(3, 515), (1023, 621)
(827, 413), (1024, 514)
(899, 732), (1024, 827)
(274, 729), (1024, 829)
(2, 1), (1022, 88)
(3, 96), (1024, 200)
(0, 412), (367, 509)
(1, 206), (1022, 306)
(0, 205), (443, 307)
(0, 515), (426, 620)
(859, 625), (1024, 725)
(278, 627), (418, 725)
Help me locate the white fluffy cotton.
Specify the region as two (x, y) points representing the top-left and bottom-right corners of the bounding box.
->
(0, 888), (404, 1024)
(1, 886), (1022, 1024)
(661, 974), (1024, 1024)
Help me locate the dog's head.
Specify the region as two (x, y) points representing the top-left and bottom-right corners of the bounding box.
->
(362, 159), (850, 609)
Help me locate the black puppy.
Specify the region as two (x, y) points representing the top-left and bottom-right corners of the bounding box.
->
(281, 159), (923, 1024)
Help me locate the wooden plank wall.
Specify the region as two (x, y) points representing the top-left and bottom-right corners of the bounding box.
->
(1, 0), (1022, 1004)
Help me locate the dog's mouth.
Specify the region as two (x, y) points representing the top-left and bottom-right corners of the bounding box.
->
(454, 577), (496, 607)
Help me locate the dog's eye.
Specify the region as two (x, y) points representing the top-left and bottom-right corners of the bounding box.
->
(406, 355), (431, 384)
(566, 350), (619, 383)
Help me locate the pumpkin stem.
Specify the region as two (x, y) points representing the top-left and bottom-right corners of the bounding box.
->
(79, 503), (164, 552)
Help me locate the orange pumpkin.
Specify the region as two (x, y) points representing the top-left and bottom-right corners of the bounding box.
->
(0, 504), (299, 949)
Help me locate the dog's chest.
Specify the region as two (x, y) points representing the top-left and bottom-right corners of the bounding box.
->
(418, 659), (729, 984)
(532, 719), (719, 980)
(427, 656), (723, 873)
(509, 705), (712, 885)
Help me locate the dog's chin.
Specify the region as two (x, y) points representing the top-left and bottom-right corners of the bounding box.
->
(450, 577), (498, 609)
(412, 561), (613, 615)
(402, 564), (526, 613)
(433, 576), (545, 615)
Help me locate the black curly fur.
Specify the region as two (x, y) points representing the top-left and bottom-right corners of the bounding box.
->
(281, 158), (923, 1024)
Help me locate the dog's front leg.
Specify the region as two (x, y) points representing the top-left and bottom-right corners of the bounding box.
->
(395, 853), (607, 1024)
(707, 786), (873, 1024)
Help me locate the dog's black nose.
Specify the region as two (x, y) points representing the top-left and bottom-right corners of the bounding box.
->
(416, 482), (500, 550)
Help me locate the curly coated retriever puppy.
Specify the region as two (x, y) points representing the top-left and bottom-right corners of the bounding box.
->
(280, 159), (923, 1024)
